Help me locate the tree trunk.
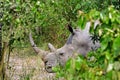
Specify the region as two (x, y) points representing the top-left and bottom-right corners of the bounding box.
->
(0, 23), (8, 80)
(0, 22), (3, 80)
(0, 42), (8, 80)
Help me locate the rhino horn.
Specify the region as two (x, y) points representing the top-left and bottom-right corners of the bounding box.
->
(29, 32), (47, 58)
(48, 43), (56, 52)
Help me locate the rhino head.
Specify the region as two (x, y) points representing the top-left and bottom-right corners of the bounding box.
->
(29, 33), (74, 73)
(29, 20), (101, 73)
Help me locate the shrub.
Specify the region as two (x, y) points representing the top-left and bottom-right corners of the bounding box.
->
(54, 6), (120, 80)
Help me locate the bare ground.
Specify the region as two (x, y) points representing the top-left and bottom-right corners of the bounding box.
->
(5, 48), (56, 80)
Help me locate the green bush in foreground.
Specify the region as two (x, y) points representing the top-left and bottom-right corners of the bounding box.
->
(53, 6), (120, 80)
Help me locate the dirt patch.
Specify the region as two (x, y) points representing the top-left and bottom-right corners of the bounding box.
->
(5, 53), (55, 80)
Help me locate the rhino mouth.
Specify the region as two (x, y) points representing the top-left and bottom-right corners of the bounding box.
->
(47, 66), (52, 69)
(45, 66), (54, 73)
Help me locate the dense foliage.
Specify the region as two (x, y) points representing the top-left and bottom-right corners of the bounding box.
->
(53, 6), (120, 80)
(1, 0), (120, 48)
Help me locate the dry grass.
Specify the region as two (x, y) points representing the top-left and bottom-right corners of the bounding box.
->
(5, 48), (56, 80)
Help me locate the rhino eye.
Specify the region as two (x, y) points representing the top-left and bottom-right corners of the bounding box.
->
(81, 44), (85, 47)
(59, 53), (64, 56)
(45, 61), (48, 64)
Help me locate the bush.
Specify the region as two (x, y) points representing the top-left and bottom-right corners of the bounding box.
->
(53, 6), (120, 80)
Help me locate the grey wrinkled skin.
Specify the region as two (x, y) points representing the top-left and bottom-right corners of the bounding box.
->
(29, 20), (101, 73)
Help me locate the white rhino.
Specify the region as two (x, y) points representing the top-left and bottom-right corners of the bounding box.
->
(29, 20), (100, 73)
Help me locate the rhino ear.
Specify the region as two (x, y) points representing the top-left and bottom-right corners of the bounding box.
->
(67, 24), (74, 34)
(94, 20), (100, 29)
(84, 22), (91, 33)
(48, 43), (56, 52)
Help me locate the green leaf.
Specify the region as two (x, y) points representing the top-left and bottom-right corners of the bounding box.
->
(113, 37), (120, 57)
(113, 61), (120, 71)
(101, 39), (108, 51)
(103, 16), (109, 24)
(75, 57), (83, 70)
(74, 4), (81, 12)
(109, 13), (112, 19)
(65, 59), (71, 70)
(105, 52), (111, 60)
(100, 13), (104, 20)
(107, 63), (113, 72)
